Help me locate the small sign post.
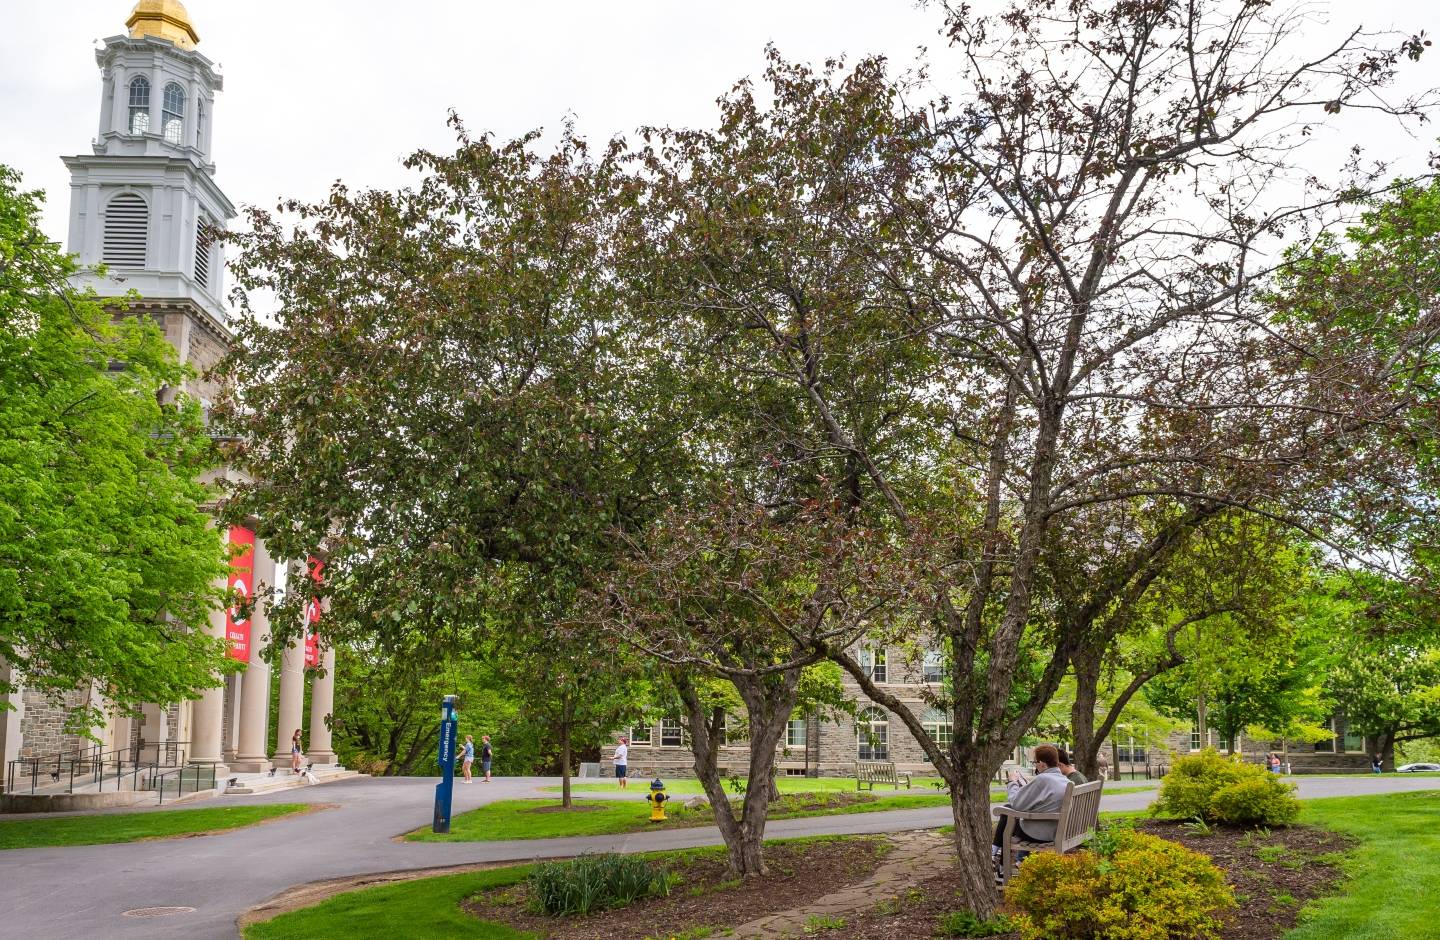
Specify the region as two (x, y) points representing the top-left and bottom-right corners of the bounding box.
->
(432, 694), (459, 833)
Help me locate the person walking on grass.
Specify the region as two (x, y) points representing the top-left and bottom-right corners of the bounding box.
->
(614, 737), (629, 789)
(462, 735), (475, 783)
(480, 735), (493, 782)
(290, 729), (303, 774)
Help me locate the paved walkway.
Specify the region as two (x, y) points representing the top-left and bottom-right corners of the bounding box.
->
(732, 831), (952, 937)
(2, 773), (1437, 938)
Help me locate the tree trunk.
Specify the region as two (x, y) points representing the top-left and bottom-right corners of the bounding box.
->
(949, 762), (1001, 916)
(560, 697), (573, 809)
(1070, 648), (1103, 778)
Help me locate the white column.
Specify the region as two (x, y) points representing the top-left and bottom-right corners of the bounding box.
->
(307, 643), (337, 765)
(271, 638), (305, 766)
(1, 660), (25, 789)
(139, 702), (167, 762)
(230, 539), (275, 773)
(188, 569), (229, 772)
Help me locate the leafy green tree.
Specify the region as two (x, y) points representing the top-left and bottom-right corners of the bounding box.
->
(0, 165), (228, 727)
(621, 5), (1434, 914)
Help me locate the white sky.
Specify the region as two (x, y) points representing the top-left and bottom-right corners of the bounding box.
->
(3, 0), (1437, 248)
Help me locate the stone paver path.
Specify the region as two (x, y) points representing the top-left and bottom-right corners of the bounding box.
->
(732, 830), (954, 937)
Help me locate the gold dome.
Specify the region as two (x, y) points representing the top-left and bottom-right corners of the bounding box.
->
(126, 0), (199, 50)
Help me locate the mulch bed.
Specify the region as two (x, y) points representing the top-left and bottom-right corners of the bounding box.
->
(829, 821), (1354, 938)
(461, 837), (890, 939)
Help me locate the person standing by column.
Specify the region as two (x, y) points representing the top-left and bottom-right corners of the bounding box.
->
(480, 735), (493, 782)
(290, 729), (303, 774)
(461, 735), (475, 783)
(613, 736), (629, 789)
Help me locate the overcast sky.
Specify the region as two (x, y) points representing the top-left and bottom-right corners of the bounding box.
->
(3, 0), (1437, 248)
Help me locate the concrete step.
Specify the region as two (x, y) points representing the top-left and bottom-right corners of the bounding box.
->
(223, 767), (361, 795)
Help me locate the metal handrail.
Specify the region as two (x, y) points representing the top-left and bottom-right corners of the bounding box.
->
(5, 740), (192, 796)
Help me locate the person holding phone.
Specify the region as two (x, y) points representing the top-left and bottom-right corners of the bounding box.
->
(993, 744), (1069, 880)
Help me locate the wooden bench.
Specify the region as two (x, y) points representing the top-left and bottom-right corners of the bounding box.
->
(992, 779), (1103, 883)
(855, 760), (912, 791)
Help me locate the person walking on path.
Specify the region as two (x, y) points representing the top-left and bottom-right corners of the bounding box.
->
(480, 735), (493, 782)
(614, 737), (629, 789)
(290, 729), (303, 774)
(462, 735), (475, 783)
(1268, 752), (1283, 774)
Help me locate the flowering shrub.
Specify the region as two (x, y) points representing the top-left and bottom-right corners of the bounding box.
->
(1005, 830), (1235, 940)
(1152, 749), (1300, 825)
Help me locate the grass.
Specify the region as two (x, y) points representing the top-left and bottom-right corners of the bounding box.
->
(247, 835), (870, 939)
(542, 776), (951, 795)
(244, 865), (537, 939)
(1283, 791), (1440, 939)
(409, 790), (965, 842)
(0, 803), (312, 850)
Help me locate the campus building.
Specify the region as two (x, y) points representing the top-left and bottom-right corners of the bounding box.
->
(603, 642), (1389, 779)
(0, 1), (339, 797)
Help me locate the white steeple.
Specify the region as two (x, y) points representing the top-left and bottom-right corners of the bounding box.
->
(63, 1), (234, 326)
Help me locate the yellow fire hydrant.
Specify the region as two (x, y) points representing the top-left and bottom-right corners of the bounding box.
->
(646, 778), (669, 822)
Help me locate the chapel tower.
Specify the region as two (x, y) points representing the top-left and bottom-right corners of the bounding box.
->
(62, 0), (233, 405)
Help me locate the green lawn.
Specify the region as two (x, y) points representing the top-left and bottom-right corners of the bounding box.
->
(409, 790), (962, 842)
(244, 865), (537, 939)
(0, 803), (312, 849)
(1284, 791), (1440, 939)
(246, 836), (868, 939)
(541, 776), (952, 795)
(420, 783), (1159, 844)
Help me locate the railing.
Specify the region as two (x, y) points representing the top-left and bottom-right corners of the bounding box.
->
(5, 741), (192, 797)
(153, 763), (216, 805)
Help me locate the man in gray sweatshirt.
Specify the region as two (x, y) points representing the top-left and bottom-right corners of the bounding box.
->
(994, 743), (1070, 845)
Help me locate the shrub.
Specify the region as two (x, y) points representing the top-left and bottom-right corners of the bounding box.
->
(1005, 830), (1235, 940)
(528, 853), (673, 916)
(937, 910), (1018, 936)
(1151, 749), (1301, 826)
(1208, 775), (1301, 826)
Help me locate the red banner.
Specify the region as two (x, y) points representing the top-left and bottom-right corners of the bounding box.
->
(225, 526), (256, 662)
(304, 555), (323, 667)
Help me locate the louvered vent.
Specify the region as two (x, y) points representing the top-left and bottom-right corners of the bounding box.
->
(194, 220), (211, 288)
(102, 194), (148, 268)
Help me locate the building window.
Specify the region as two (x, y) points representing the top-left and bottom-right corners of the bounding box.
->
(922, 648), (946, 684)
(162, 82), (185, 145)
(1314, 719), (1335, 753)
(786, 718), (806, 749)
(629, 724), (651, 746)
(660, 718), (682, 748)
(102, 193), (149, 268)
(193, 217), (212, 288)
(857, 707), (888, 761)
(859, 646), (887, 683)
(1189, 725), (1217, 752)
(128, 76), (150, 134)
(921, 708), (952, 759)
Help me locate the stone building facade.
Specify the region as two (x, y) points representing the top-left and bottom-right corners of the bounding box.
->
(602, 642), (1388, 779)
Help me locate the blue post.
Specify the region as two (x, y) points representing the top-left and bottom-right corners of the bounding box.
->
(432, 694), (459, 833)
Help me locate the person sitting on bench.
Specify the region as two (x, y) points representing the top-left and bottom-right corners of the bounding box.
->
(993, 744), (1069, 877)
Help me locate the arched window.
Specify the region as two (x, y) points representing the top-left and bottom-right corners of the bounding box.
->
(128, 76), (150, 135)
(162, 82), (185, 145)
(194, 216), (213, 288)
(196, 99), (205, 147)
(857, 707), (888, 761)
(102, 193), (149, 268)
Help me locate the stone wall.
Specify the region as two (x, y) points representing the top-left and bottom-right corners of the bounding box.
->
(17, 687), (90, 759)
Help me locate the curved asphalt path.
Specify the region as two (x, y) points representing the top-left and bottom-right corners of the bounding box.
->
(3, 773), (1438, 939)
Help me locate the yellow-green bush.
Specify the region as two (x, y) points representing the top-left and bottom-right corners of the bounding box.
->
(1005, 830), (1235, 940)
(1151, 749), (1300, 826)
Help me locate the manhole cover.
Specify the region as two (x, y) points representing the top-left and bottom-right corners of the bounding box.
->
(121, 907), (195, 918)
